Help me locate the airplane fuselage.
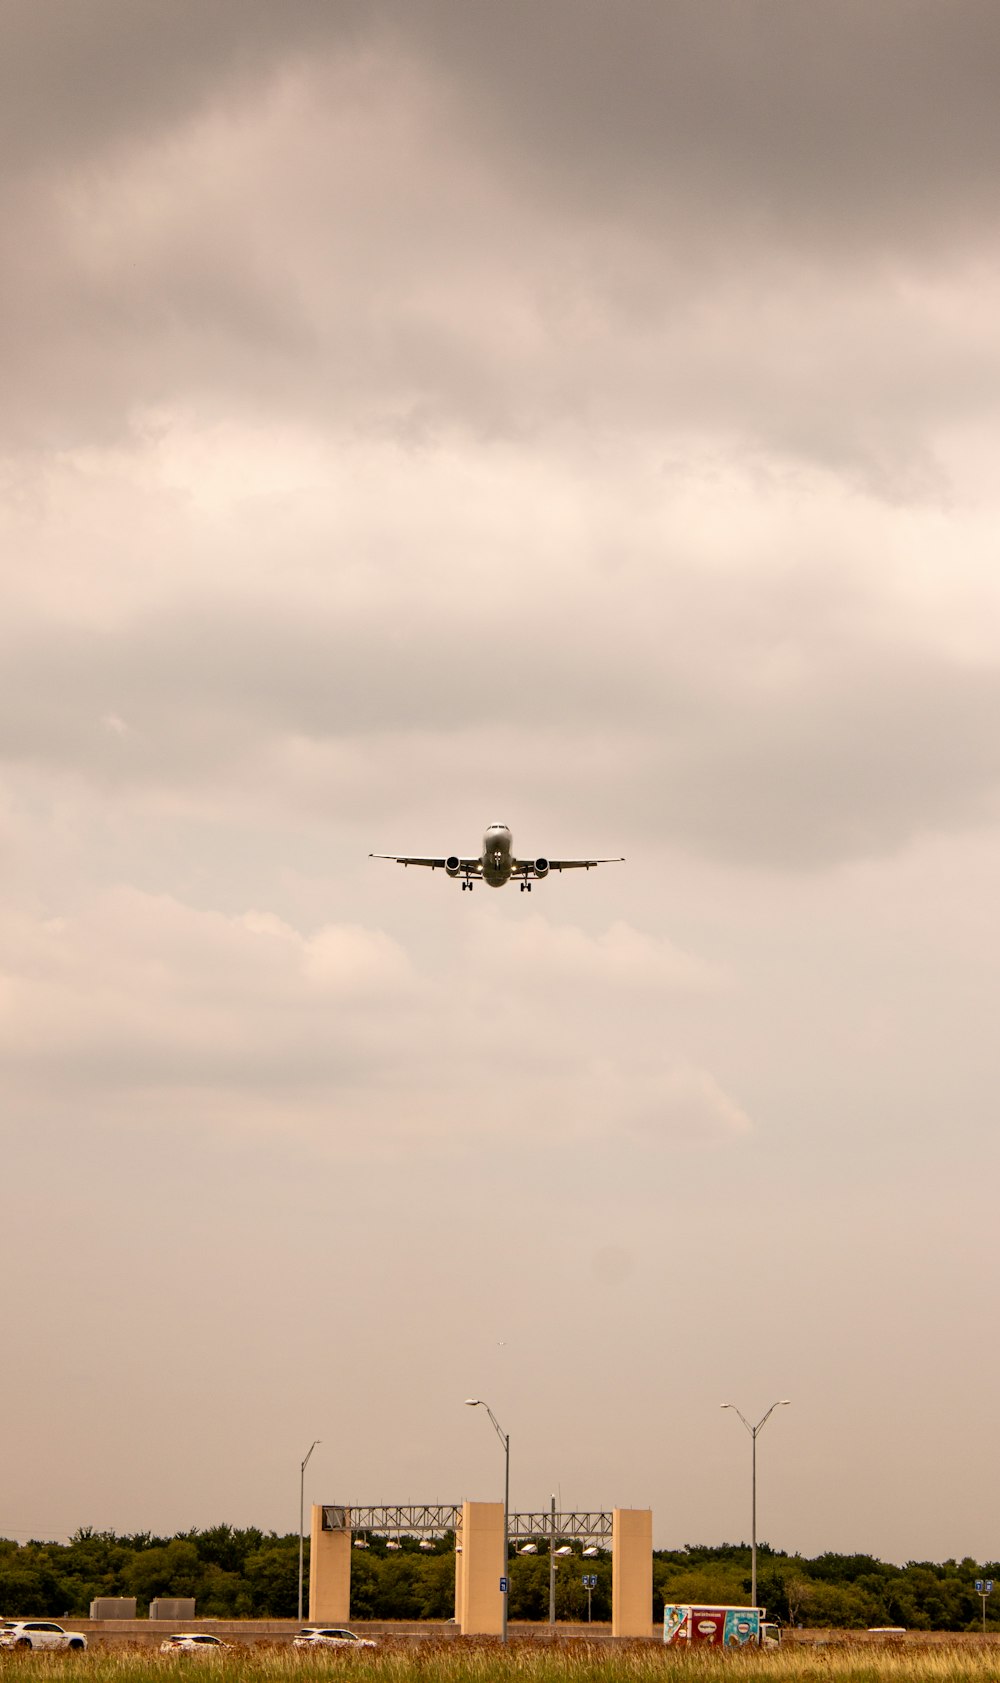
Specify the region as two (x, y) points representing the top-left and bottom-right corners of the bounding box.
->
(482, 823), (513, 887)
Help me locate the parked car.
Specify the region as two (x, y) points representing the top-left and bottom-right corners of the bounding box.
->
(158, 1634), (231, 1654)
(292, 1628), (377, 1650)
(0, 1621), (87, 1652)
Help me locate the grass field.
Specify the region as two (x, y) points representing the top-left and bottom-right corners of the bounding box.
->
(5, 1645), (1000, 1683)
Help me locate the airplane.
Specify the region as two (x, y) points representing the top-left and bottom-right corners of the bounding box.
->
(370, 822), (625, 891)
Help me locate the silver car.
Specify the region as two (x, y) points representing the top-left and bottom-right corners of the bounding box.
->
(158, 1634), (231, 1655)
(292, 1628), (376, 1650)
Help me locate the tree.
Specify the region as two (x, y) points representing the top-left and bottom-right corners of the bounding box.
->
(243, 1542), (298, 1617)
(347, 1551), (379, 1618)
(416, 1554), (456, 1620)
(509, 1556), (550, 1621)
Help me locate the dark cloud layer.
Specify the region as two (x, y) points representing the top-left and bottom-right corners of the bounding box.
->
(0, 0), (342, 169)
(4, 1), (1000, 465)
(8, 1), (1000, 239)
(405, 1), (1000, 249)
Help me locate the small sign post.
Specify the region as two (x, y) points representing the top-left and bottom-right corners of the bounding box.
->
(582, 1574), (598, 1622)
(975, 1579), (993, 1635)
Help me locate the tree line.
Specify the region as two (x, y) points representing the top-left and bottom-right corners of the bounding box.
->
(1, 1529), (998, 1630)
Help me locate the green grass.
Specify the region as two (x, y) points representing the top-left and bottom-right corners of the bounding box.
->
(5, 1645), (1000, 1683)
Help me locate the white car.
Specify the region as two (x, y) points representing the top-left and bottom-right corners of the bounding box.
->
(0, 1621), (87, 1652)
(292, 1628), (377, 1650)
(158, 1634), (231, 1655)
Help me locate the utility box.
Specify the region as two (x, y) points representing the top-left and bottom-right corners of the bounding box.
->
(90, 1598), (137, 1619)
(149, 1600), (196, 1621)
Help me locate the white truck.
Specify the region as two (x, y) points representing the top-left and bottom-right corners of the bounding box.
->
(663, 1605), (781, 1647)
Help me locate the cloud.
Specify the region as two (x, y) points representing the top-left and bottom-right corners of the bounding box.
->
(0, 890), (416, 1092)
(4, 432), (1000, 869)
(0, 883), (746, 1154)
(478, 916), (729, 993)
(3, 4), (1000, 486)
(8, 2), (1000, 251)
(422, 2), (1000, 263)
(0, 0), (352, 173)
(611, 1062), (753, 1145)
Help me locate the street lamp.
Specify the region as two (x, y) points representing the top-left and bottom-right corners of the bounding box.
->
(721, 1401), (790, 1611)
(549, 1495), (557, 1626)
(298, 1440), (321, 1622)
(465, 1399), (510, 1643)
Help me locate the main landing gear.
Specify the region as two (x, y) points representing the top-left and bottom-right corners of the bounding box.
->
(519, 881), (532, 892)
(461, 879), (474, 891)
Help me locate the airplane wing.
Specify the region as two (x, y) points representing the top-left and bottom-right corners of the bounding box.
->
(541, 857), (625, 872)
(511, 856), (625, 878)
(369, 853), (483, 874)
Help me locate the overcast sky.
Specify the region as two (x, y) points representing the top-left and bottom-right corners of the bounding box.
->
(3, 0), (1000, 1572)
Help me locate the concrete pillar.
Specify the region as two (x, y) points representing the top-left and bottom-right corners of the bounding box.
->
(309, 1505), (352, 1623)
(457, 1500), (504, 1635)
(611, 1508), (653, 1638)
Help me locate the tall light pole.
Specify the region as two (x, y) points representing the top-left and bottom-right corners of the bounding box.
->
(298, 1440), (321, 1622)
(549, 1494), (556, 1626)
(721, 1401), (790, 1611)
(465, 1399), (510, 1643)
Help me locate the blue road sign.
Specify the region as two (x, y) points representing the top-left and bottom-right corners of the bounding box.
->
(500, 1576), (509, 1593)
(988, 1581), (994, 1594)
(976, 1580), (984, 1592)
(582, 1574), (598, 1588)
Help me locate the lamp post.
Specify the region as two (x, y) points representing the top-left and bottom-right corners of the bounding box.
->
(721, 1401), (790, 1611)
(298, 1440), (321, 1622)
(465, 1399), (510, 1643)
(549, 1494), (556, 1625)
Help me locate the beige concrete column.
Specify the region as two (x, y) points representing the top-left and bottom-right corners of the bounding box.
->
(611, 1508), (653, 1638)
(457, 1500), (504, 1635)
(308, 1505), (352, 1623)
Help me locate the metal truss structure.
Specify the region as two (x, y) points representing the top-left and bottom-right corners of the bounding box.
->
(323, 1505), (612, 1545)
(509, 1512), (612, 1543)
(323, 1505), (460, 1535)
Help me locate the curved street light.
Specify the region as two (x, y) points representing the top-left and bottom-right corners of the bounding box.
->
(298, 1440), (321, 1621)
(465, 1399), (510, 1643)
(721, 1401), (790, 1611)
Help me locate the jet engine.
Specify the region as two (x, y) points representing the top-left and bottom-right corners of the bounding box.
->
(533, 857), (550, 878)
(445, 855), (462, 877)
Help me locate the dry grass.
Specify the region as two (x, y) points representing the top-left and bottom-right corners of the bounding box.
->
(5, 1646), (1000, 1683)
